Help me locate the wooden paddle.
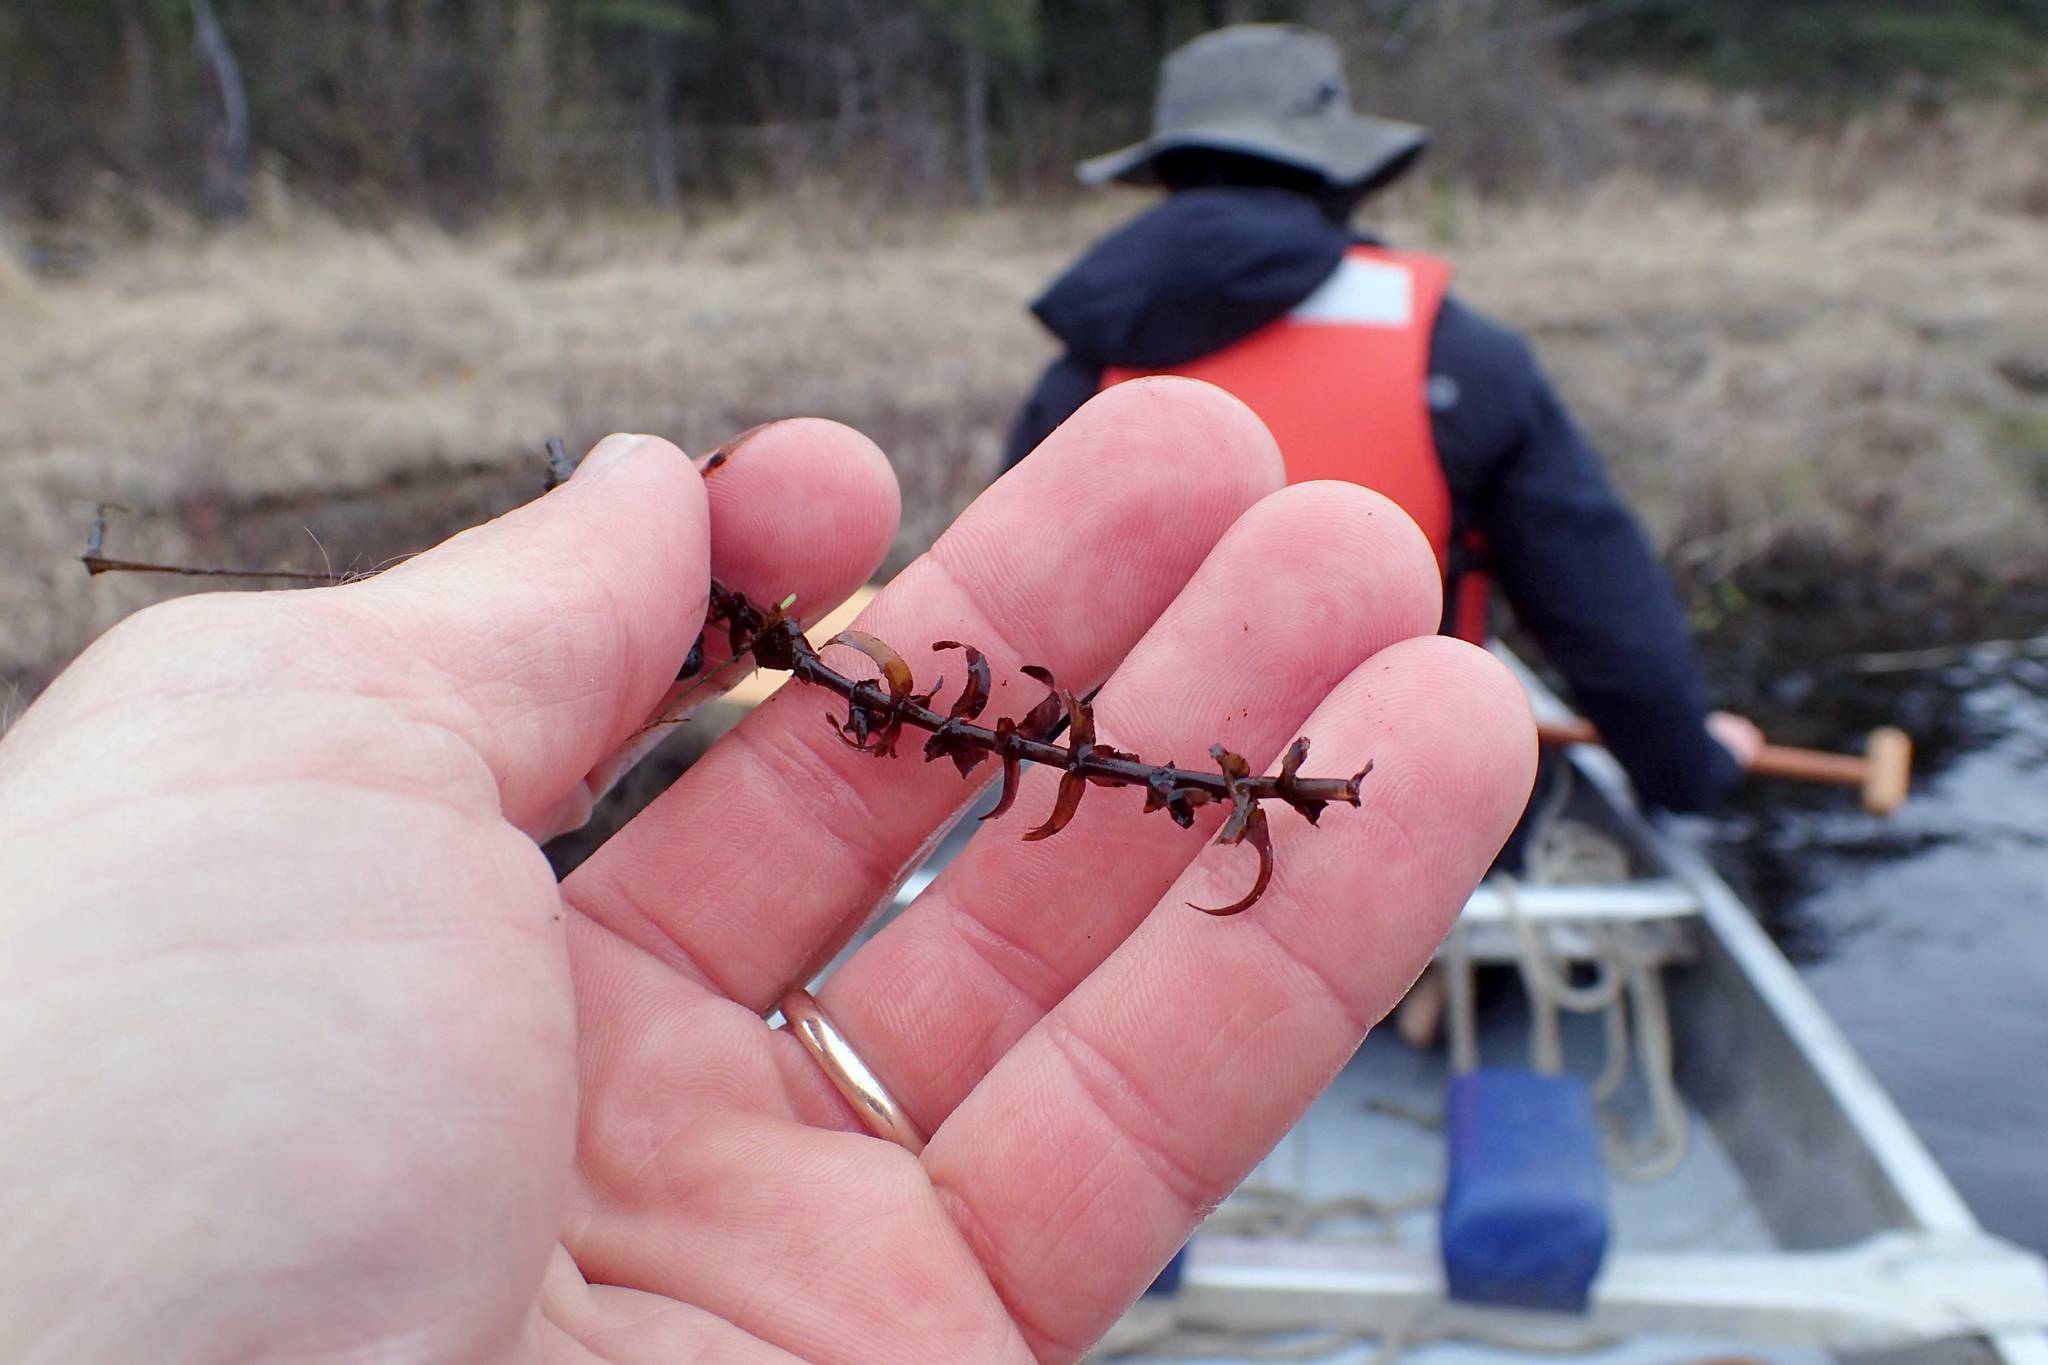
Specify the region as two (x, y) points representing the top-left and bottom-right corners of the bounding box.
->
(1537, 717), (1914, 815)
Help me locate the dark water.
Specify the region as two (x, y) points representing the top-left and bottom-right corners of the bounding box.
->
(1702, 638), (2048, 1253)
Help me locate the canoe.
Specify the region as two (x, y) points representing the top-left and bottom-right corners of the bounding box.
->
(750, 597), (2048, 1364)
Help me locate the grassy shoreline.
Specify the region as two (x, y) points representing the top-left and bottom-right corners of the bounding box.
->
(3, 187), (2043, 708)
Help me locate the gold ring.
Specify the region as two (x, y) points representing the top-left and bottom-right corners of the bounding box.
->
(779, 987), (926, 1155)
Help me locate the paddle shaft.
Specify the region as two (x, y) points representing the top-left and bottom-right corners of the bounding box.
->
(1536, 718), (1912, 814)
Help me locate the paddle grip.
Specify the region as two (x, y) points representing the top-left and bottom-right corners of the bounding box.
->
(1534, 719), (1912, 815)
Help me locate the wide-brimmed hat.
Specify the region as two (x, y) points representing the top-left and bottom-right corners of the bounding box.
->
(1078, 25), (1429, 192)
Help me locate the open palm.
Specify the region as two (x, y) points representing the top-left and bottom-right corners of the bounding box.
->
(0, 381), (1532, 1363)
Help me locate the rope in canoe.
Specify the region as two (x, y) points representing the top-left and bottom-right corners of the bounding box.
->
(1499, 766), (1690, 1182)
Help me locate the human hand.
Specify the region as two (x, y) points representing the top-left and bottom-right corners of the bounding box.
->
(0, 380), (1534, 1363)
(1708, 710), (1766, 771)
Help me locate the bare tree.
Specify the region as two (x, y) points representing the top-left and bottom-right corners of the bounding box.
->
(646, 32), (680, 211)
(963, 14), (991, 206)
(490, 0), (553, 198)
(191, 0), (248, 220)
(115, 0), (159, 174)
(941, 0), (1038, 208)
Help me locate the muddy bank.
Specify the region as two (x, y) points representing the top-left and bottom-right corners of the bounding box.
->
(1688, 553), (2048, 746)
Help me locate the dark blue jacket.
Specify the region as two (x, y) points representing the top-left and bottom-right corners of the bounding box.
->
(1006, 187), (1738, 812)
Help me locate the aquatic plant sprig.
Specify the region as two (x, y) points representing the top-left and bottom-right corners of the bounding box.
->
(690, 581), (1373, 915)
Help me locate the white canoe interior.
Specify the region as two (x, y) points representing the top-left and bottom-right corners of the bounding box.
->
(752, 592), (2048, 1365)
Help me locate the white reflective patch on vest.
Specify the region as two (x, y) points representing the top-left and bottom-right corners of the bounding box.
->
(1289, 256), (1413, 328)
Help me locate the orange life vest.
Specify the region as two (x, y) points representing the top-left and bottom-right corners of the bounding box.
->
(1102, 244), (1492, 642)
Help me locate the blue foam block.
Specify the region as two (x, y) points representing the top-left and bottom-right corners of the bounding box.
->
(1144, 1245), (1188, 1297)
(1440, 1068), (1610, 1312)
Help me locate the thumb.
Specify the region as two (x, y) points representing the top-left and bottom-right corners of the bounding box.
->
(333, 433), (710, 830)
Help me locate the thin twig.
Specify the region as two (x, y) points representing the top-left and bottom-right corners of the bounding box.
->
(79, 555), (339, 582)
(541, 437), (579, 490)
(80, 505), (339, 582)
(1842, 633), (2048, 675)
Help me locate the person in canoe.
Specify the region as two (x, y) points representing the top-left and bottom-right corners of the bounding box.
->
(1005, 22), (1762, 816)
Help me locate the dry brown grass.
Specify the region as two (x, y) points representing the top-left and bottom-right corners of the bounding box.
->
(1441, 180), (2048, 584)
(4, 127), (2045, 705)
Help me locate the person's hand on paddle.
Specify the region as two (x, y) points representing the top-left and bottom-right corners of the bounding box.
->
(1708, 710), (1766, 771)
(0, 380), (1534, 1363)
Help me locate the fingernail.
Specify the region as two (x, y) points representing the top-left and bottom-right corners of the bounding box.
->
(574, 433), (651, 481)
